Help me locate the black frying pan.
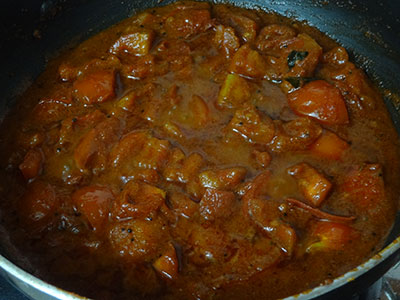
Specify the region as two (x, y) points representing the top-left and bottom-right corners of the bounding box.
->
(0, 0), (400, 299)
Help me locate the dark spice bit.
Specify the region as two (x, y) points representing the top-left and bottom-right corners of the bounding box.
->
(130, 238), (135, 242)
(121, 228), (126, 232)
(127, 228), (132, 233)
(285, 76), (316, 89)
(140, 25), (144, 28)
(56, 148), (61, 152)
(238, 122), (243, 125)
(287, 50), (309, 69)
(72, 117), (77, 123)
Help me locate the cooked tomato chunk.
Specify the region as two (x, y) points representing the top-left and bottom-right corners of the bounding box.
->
(168, 191), (198, 218)
(214, 5), (259, 43)
(74, 117), (121, 172)
(164, 150), (203, 184)
(32, 89), (72, 125)
(229, 45), (269, 79)
(199, 188), (236, 221)
(256, 24), (296, 54)
(307, 222), (355, 252)
(188, 225), (233, 265)
(153, 243), (179, 280)
(310, 130), (349, 160)
(287, 80), (349, 125)
(188, 95), (210, 128)
(19, 148), (44, 180)
(341, 164), (385, 211)
(228, 105), (275, 144)
(217, 74), (250, 108)
(269, 117), (322, 152)
(120, 54), (159, 79)
(156, 39), (191, 72)
(199, 167), (247, 191)
(252, 149), (271, 168)
(242, 175), (297, 255)
(73, 70), (116, 104)
(72, 185), (114, 232)
(18, 181), (58, 230)
(111, 181), (166, 220)
(110, 27), (155, 56)
(108, 218), (166, 262)
(288, 163), (332, 207)
(110, 131), (170, 171)
(213, 25), (240, 58)
(164, 9), (212, 39)
(228, 13), (258, 43)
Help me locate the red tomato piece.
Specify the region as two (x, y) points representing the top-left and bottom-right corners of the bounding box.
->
(73, 70), (116, 104)
(307, 222), (355, 252)
(287, 80), (349, 125)
(72, 185), (114, 231)
(310, 130), (349, 160)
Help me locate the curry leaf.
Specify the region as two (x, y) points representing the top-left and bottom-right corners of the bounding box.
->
(287, 51), (309, 69)
(285, 77), (317, 88)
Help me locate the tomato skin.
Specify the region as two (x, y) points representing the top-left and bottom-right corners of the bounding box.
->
(72, 186), (114, 232)
(287, 80), (349, 125)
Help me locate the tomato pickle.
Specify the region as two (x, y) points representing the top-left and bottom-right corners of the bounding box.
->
(0, 1), (399, 299)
